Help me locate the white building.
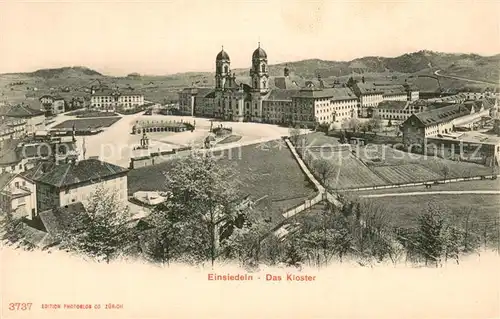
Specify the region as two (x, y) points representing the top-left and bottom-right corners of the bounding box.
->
(39, 95), (66, 115)
(21, 158), (129, 213)
(0, 173), (37, 219)
(90, 90), (144, 111)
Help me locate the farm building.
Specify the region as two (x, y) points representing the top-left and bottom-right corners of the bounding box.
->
(401, 102), (490, 148)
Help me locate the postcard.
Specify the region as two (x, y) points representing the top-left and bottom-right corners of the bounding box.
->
(1, 1), (499, 318)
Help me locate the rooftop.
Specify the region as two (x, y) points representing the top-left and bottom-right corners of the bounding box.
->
(410, 104), (471, 127)
(428, 131), (500, 146)
(377, 100), (410, 110)
(0, 103), (45, 118)
(266, 89), (300, 101)
(23, 158), (128, 188)
(38, 202), (88, 236)
(293, 87), (357, 99)
(92, 89), (143, 97)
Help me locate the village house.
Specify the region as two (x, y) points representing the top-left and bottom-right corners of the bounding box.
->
(0, 173), (37, 219)
(39, 95), (66, 115)
(21, 158), (128, 213)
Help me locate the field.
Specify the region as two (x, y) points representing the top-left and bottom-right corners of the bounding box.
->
(303, 133), (495, 189)
(307, 149), (386, 189)
(355, 145), (494, 184)
(371, 164), (441, 184)
(53, 117), (122, 130)
(128, 141), (317, 224)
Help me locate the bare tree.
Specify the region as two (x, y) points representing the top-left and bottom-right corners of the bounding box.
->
(312, 158), (335, 186)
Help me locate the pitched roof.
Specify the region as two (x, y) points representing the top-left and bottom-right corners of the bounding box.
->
(266, 89), (299, 101)
(38, 202), (88, 236)
(18, 222), (55, 248)
(1, 103), (44, 118)
(93, 89), (143, 97)
(292, 88), (357, 99)
(412, 104), (471, 127)
(0, 138), (22, 165)
(377, 101), (409, 110)
(353, 83), (384, 95)
(27, 159), (128, 188)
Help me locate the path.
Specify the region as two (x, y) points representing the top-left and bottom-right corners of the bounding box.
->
(434, 70), (497, 85)
(281, 138), (341, 219)
(360, 190), (500, 198)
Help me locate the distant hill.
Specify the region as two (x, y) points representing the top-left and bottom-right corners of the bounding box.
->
(253, 50), (499, 81)
(3, 66), (103, 79)
(0, 51), (497, 104)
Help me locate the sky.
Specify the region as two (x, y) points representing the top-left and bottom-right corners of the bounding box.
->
(1, 0), (499, 76)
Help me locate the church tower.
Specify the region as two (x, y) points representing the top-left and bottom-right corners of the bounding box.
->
(250, 43), (269, 94)
(215, 46), (231, 91)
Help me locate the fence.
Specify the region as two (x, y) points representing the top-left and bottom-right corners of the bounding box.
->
(336, 174), (500, 192)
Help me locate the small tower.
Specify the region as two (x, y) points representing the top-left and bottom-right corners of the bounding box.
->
(215, 46), (231, 91)
(250, 42), (269, 94)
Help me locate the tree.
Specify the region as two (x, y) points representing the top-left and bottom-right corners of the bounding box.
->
(0, 209), (30, 249)
(151, 151), (241, 267)
(312, 158), (335, 186)
(58, 185), (134, 263)
(347, 118), (360, 132)
(360, 123), (368, 136)
(346, 77), (357, 88)
(368, 116), (382, 132)
(339, 130), (347, 144)
(223, 216), (271, 268)
(414, 204), (448, 267)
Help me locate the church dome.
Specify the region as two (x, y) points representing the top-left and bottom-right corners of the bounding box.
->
(216, 49), (230, 61)
(252, 45), (267, 59)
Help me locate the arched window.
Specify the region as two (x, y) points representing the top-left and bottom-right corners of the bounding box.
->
(261, 64), (266, 72)
(254, 79), (258, 88)
(263, 80), (267, 88)
(224, 65), (229, 73)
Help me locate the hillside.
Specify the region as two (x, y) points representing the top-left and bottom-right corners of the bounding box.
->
(2, 66), (103, 79)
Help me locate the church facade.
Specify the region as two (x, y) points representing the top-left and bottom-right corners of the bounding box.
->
(178, 44), (362, 128)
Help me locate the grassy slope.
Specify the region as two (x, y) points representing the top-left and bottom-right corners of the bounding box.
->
(127, 142), (317, 223)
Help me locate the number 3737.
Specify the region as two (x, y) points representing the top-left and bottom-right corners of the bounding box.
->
(8, 303), (32, 311)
